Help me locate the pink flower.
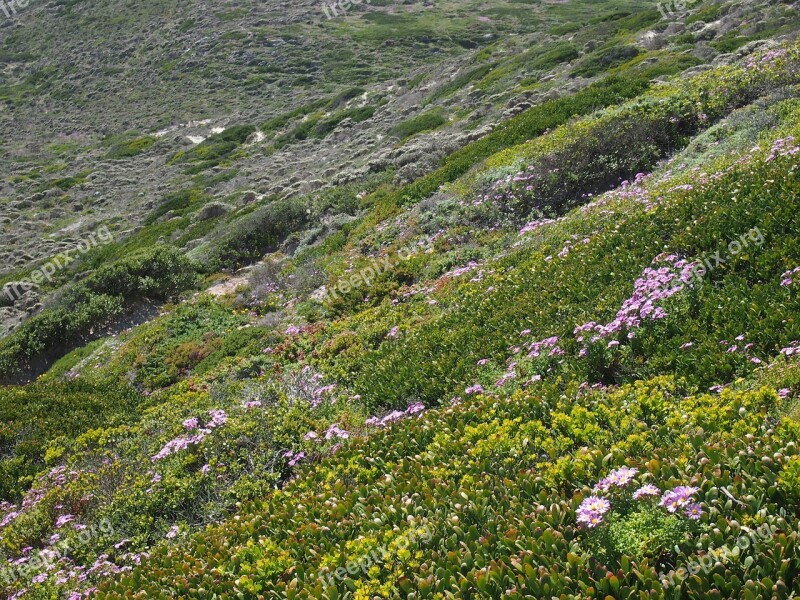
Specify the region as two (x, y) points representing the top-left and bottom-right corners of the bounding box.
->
(207, 409), (228, 428)
(406, 402), (426, 415)
(55, 514), (75, 529)
(576, 496), (610, 528)
(685, 503), (704, 520)
(660, 486), (698, 513)
(183, 417), (199, 430)
(594, 467), (638, 492)
(325, 424), (350, 440)
(288, 452), (306, 467)
(633, 484), (661, 499)
(580, 496), (611, 514)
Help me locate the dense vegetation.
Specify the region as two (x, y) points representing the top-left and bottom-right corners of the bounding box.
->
(2, 1), (800, 599)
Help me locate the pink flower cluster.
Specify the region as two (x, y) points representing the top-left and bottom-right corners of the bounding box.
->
(526, 336), (562, 358)
(781, 342), (800, 358)
(660, 486), (703, 519)
(575, 254), (696, 348)
(282, 450), (307, 467)
(518, 218), (556, 237)
(747, 48), (788, 67)
(718, 334), (764, 365)
(366, 402), (426, 428)
(766, 136), (800, 162)
(576, 496), (611, 528)
(151, 410), (228, 461)
(577, 467), (705, 528)
(781, 266), (800, 287)
(324, 424), (351, 440)
(632, 484), (661, 499)
(593, 466), (638, 493)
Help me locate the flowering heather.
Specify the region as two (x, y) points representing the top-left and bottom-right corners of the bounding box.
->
(495, 370), (517, 387)
(324, 424), (350, 440)
(766, 136), (800, 163)
(526, 335), (560, 358)
(518, 218), (556, 237)
(55, 514), (76, 528)
(207, 409), (227, 428)
(152, 410), (228, 461)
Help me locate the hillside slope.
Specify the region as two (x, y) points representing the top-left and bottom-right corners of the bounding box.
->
(2, 1), (800, 599)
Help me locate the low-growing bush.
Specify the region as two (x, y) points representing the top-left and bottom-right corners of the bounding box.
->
(0, 247), (198, 383)
(199, 197), (310, 271)
(389, 109), (448, 141)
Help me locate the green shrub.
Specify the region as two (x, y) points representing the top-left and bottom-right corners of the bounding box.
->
(144, 188), (211, 225)
(0, 247), (198, 383)
(201, 197), (310, 271)
(105, 135), (156, 159)
(385, 75), (650, 209)
(572, 45), (641, 78)
(389, 109), (448, 141)
(170, 125), (256, 172)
